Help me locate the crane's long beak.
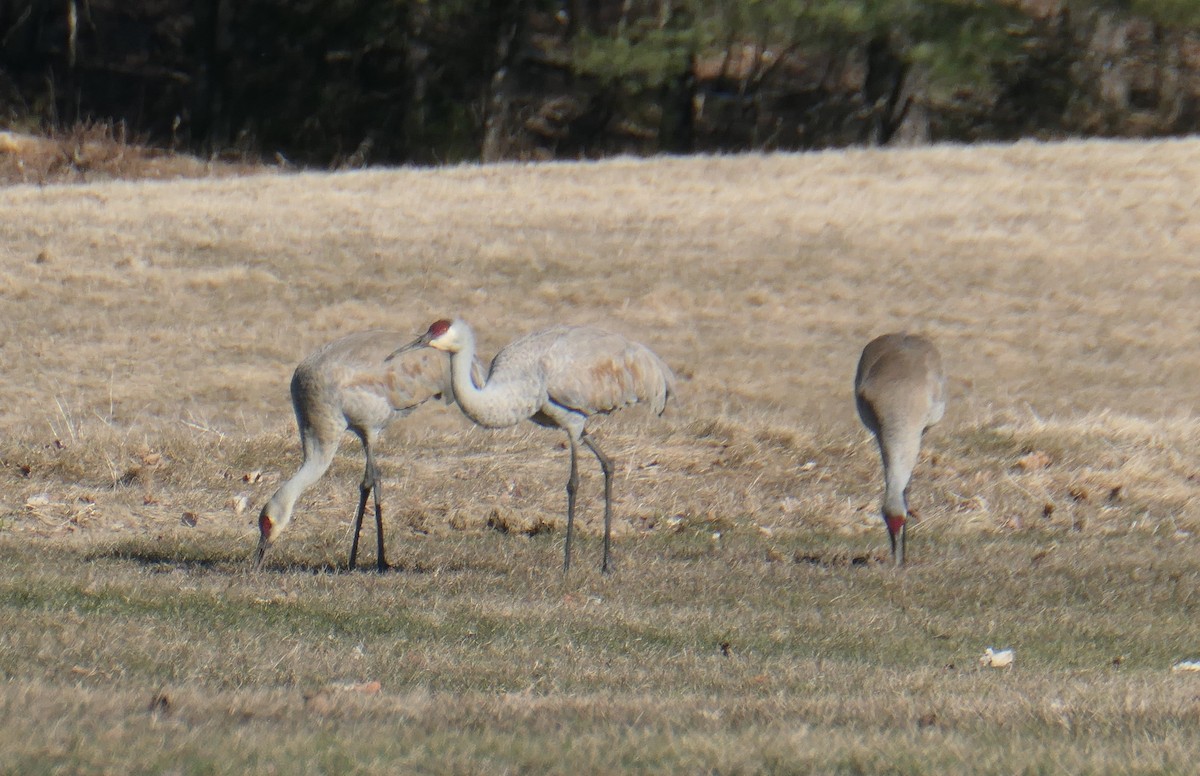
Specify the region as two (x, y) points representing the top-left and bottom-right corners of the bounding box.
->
(884, 512), (906, 567)
(254, 537), (269, 571)
(385, 331), (433, 362)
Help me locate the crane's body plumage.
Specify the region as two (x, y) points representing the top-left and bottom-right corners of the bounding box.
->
(854, 332), (945, 566)
(394, 318), (674, 573)
(256, 330), (453, 571)
(452, 324), (673, 429)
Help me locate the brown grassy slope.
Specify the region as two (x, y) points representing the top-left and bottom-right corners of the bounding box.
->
(0, 138), (1197, 556)
(2, 138), (1200, 774)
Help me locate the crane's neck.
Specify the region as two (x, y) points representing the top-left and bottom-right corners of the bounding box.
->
(266, 445), (334, 530)
(880, 429), (919, 521)
(446, 326), (538, 429)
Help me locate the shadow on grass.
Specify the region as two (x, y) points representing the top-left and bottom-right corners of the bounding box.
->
(253, 557), (514, 577)
(84, 539), (513, 578)
(792, 549), (890, 568)
(84, 540), (249, 572)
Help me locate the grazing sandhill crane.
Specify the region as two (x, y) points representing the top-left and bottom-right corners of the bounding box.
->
(388, 318), (674, 574)
(854, 332), (946, 566)
(255, 330), (458, 572)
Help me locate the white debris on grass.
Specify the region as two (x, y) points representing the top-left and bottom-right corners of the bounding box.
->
(980, 647), (1015, 669)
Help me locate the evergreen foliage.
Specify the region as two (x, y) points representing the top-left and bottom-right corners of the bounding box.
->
(0, 0), (1196, 163)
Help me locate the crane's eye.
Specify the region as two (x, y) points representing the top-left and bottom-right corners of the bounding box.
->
(429, 320), (452, 338)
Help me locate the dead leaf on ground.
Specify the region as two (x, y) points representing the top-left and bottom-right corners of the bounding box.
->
(1016, 451), (1052, 471)
(147, 692), (171, 714)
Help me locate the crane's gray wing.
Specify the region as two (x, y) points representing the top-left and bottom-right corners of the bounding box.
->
(317, 330), (450, 412)
(541, 327), (674, 416)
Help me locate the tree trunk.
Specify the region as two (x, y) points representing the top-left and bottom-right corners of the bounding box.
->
(481, 0), (528, 161)
(191, 0), (225, 152)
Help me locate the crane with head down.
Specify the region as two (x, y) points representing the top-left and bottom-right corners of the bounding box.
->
(854, 332), (946, 566)
(255, 330), (459, 572)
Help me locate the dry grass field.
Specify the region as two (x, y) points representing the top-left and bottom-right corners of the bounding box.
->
(1, 136), (1199, 773)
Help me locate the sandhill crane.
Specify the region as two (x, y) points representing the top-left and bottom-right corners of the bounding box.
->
(854, 332), (946, 566)
(388, 318), (675, 574)
(255, 330), (457, 572)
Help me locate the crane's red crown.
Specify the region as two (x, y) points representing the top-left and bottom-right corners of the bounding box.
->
(429, 319), (453, 338)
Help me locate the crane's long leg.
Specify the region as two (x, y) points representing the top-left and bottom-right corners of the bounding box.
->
(563, 433), (581, 574)
(348, 483), (370, 571)
(583, 434), (614, 575)
(359, 439), (388, 572)
(367, 446), (388, 572)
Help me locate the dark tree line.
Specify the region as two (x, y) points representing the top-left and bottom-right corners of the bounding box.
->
(1, 1), (1199, 166)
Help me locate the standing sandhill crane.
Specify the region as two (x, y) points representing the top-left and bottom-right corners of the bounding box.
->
(388, 318), (675, 574)
(255, 330), (456, 572)
(854, 332), (946, 566)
